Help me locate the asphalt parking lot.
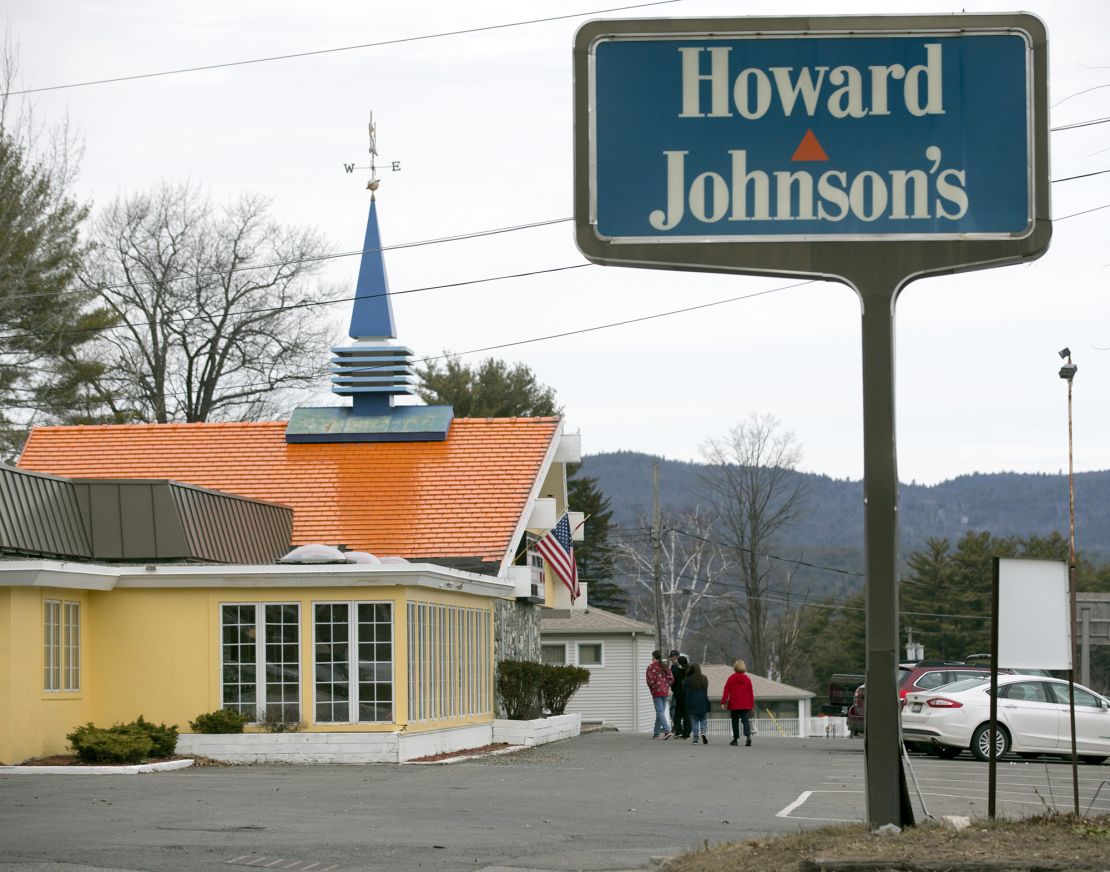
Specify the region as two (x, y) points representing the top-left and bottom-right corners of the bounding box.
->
(3, 732), (1108, 872)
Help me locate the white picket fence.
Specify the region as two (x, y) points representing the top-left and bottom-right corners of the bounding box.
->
(696, 716), (851, 739)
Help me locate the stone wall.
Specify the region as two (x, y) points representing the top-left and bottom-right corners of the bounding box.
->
(494, 599), (541, 664)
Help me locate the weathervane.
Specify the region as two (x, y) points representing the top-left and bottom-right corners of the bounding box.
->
(367, 112), (380, 195)
(343, 111), (402, 190)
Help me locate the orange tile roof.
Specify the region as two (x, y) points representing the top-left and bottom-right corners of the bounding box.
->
(18, 418), (561, 565)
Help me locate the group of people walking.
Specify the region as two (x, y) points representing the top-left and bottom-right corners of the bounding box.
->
(645, 649), (754, 746)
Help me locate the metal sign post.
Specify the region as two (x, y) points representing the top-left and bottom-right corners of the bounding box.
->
(574, 13), (1050, 828)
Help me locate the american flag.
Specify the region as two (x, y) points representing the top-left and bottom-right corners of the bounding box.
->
(535, 513), (579, 603)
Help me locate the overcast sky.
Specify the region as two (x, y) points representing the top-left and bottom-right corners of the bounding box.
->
(6, 0), (1109, 485)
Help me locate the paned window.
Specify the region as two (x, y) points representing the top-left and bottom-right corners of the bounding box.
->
(314, 602), (393, 724)
(43, 599), (80, 692)
(407, 602), (491, 722)
(577, 642), (604, 667)
(221, 603), (300, 723)
(542, 643), (568, 665)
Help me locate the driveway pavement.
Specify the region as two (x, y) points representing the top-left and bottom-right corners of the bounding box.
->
(2, 732), (1107, 872)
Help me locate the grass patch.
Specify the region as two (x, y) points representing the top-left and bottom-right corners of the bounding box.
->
(663, 814), (1110, 872)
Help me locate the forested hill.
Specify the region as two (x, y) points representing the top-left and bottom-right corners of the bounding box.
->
(579, 451), (1110, 565)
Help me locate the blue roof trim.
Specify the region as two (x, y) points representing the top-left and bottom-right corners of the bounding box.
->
(349, 198), (397, 340)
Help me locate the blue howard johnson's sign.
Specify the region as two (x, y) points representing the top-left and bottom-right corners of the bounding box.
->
(589, 31), (1034, 241)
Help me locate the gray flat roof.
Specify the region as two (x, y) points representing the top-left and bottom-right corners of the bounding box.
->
(540, 606), (654, 635)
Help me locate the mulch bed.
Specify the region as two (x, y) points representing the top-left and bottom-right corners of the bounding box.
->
(407, 742), (514, 763)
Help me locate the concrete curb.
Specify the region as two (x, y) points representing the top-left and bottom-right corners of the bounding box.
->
(0, 759), (195, 775)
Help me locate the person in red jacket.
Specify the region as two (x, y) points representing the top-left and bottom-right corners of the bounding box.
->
(646, 649), (674, 739)
(721, 659), (755, 746)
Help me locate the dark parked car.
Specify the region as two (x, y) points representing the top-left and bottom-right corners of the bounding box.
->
(823, 673), (865, 717)
(847, 661), (997, 736)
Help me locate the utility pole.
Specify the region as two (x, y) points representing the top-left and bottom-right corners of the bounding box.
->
(1059, 347), (1079, 816)
(652, 460), (664, 652)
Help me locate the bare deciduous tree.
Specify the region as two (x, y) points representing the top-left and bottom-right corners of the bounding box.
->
(700, 412), (807, 676)
(81, 183), (337, 422)
(763, 566), (820, 685)
(613, 508), (730, 653)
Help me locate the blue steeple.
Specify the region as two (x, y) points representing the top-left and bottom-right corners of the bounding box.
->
(284, 166), (453, 444)
(349, 196), (397, 340)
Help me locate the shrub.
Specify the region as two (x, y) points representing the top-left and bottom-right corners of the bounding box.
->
(132, 715), (179, 757)
(188, 708), (251, 734)
(540, 664), (591, 715)
(260, 707), (305, 733)
(496, 660), (545, 719)
(67, 723), (153, 764)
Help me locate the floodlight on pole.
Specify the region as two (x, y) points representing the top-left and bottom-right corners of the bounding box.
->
(1059, 348), (1077, 381)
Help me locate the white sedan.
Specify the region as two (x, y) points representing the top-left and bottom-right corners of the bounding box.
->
(901, 673), (1110, 763)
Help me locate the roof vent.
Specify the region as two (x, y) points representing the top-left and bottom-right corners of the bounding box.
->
(279, 544), (349, 564)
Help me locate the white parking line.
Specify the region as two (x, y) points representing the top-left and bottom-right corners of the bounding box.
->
(776, 790), (813, 818)
(776, 789), (863, 823)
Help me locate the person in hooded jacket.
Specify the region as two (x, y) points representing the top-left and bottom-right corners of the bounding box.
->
(683, 662), (711, 744)
(646, 649), (674, 739)
(670, 651), (691, 740)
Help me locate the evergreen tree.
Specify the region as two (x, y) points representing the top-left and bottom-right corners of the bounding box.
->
(415, 354), (560, 418)
(900, 530), (1102, 662)
(792, 592), (866, 699)
(567, 466), (626, 613)
(0, 127), (110, 458)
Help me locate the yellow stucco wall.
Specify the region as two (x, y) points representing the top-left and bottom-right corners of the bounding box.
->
(1, 582), (497, 763)
(0, 588), (93, 764)
(0, 588), (9, 761)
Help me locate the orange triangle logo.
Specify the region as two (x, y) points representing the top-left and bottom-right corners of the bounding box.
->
(791, 129), (829, 161)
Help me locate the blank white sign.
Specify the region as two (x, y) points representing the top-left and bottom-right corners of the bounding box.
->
(997, 558), (1071, 669)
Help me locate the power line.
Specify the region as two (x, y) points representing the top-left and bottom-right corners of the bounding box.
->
(1, 1), (681, 97)
(3, 275), (816, 371)
(401, 281), (817, 368)
(1052, 116), (1110, 132)
(658, 525), (866, 579)
(625, 523), (1061, 603)
(3, 216), (574, 303)
(1056, 202), (1110, 221)
(7, 160), (1105, 306)
(0, 277), (819, 411)
(1053, 169), (1110, 183)
(0, 262), (592, 341)
(625, 569), (991, 622)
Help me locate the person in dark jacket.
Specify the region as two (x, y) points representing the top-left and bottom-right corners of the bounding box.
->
(670, 651), (691, 739)
(721, 659), (755, 746)
(683, 662), (711, 744)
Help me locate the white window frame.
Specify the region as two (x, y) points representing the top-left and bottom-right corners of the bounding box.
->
(523, 533), (546, 601)
(407, 602), (492, 722)
(312, 601), (394, 725)
(576, 641), (605, 669)
(44, 599), (80, 693)
(219, 602), (301, 723)
(542, 642), (569, 665)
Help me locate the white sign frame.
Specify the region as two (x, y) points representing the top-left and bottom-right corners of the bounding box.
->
(997, 557), (1071, 670)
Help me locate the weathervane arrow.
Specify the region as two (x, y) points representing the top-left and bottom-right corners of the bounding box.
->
(343, 110), (402, 180)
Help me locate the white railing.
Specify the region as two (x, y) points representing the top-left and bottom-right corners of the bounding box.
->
(698, 716), (851, 739)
